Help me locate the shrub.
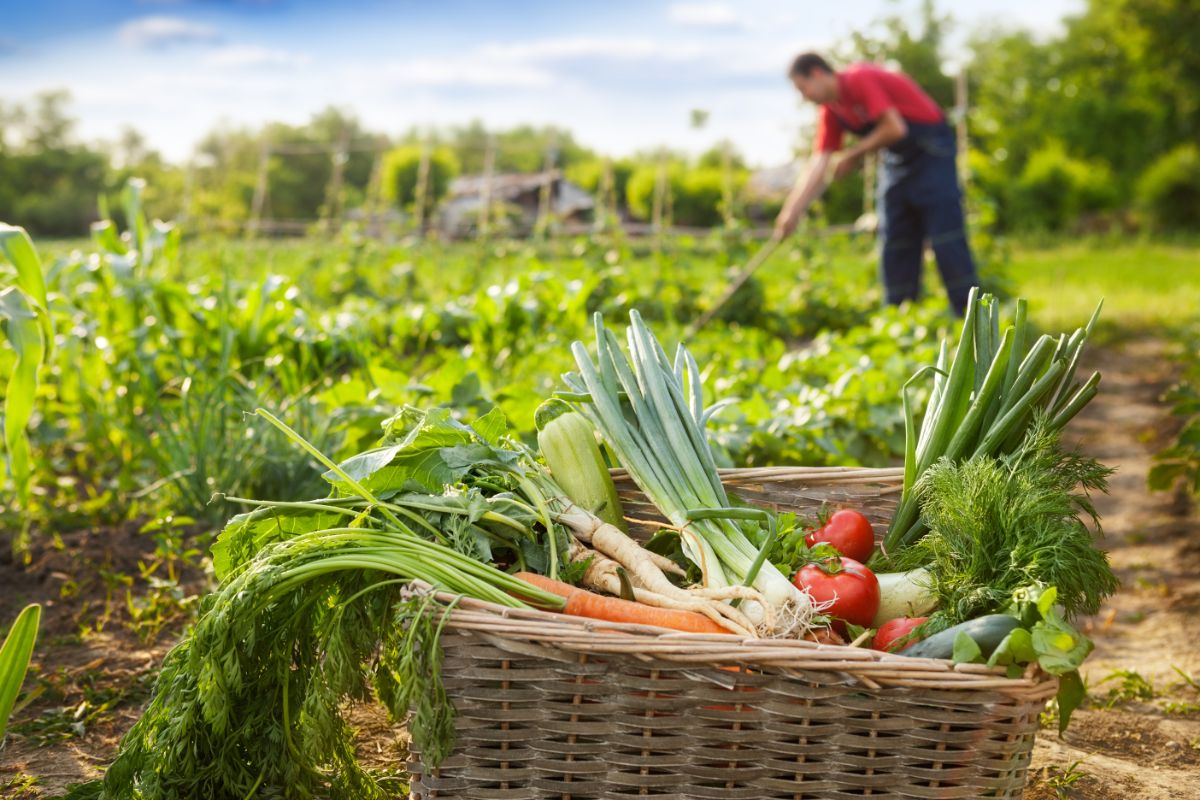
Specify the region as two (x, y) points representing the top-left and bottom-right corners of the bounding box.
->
(1136, 144), (1200, 231)
(1009, 143), (1116, 231)
(380, 145), (459, 216)
(625, 164), (745, 227)
(565, 158), (634, 207)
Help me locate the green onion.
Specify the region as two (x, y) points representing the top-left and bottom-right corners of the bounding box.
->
(564, 311), (809, 626)
(882, 289), (1104, 558)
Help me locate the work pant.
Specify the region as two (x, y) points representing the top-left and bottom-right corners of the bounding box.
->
(877, 123), (978, 316)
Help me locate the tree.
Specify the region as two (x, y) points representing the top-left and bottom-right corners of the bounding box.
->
(844, 0), (955, 109)
(380, 144), (459, 217)
(0, 91), (108, 236)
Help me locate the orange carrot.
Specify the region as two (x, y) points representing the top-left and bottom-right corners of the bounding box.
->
(512, 572), (576, 599)
(513, 572), (732, 635)
(563, 588), (730, 634)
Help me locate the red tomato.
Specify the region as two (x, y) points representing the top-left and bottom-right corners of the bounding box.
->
(872, 616), (928, 653)
(804, 509), (875, 563)
(792, 557), (880, 627)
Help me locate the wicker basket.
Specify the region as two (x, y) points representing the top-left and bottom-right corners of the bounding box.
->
(408, 467), (1057, 799)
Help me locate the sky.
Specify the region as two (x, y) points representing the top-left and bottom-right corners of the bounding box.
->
(0, 0), (1083, 167)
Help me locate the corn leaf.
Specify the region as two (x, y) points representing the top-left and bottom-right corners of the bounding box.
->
(0, 288), (47, 506)
(0, 224), (54, 359)
(0, 603), (41, 740)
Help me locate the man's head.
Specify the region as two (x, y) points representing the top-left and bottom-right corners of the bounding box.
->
(789, 52), (838, 104)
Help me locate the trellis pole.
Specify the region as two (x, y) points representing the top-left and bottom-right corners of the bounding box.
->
(247, 140), (270, 238)
(479, 135), (496, 237)
(414, 136), (432, 233)
(535, 132), (558, 239)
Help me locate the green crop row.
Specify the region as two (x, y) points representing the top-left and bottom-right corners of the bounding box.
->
(1, 184), (968, 548)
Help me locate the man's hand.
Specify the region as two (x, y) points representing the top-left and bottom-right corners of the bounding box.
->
(833, 151), (863, 181)
(774, 206), (800, 239)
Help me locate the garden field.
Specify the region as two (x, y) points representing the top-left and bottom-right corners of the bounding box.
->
(2, 213), (1200, 798)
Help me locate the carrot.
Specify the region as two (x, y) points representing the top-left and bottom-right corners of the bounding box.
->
(563, 588), (730, 635)
(512, 572), (576, 599)
(513, 572), (734, 635)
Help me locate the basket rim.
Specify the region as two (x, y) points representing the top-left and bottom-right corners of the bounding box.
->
(413, 584), (1058, 703)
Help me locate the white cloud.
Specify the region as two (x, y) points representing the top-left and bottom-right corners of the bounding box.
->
(118, 16), (220, 48)
(205, 45), (311, 69)
(479, 36), (703, 64)
(363, 36), (714, 92)
(371, 57), (555, 89)
(668, 2), (743, 30)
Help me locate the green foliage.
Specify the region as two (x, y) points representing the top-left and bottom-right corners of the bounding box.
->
(674, 168), (736, 228)
(844, 0), (955, 108)
(566, 158), (635, 209)
(967, 0), (1200, 229)
(624, 163), (662, 221)
(1042, 758), (1090, 798)
(1150, 323), (1200, 496)
(1136, 144), (1200, 230)
(901, 417), (1117, 623)
(380, 144), (460, 215)
(0, 604), (41, 740)
(0, 225), (53, 513)
(449, 122), (595, 174)
(625, 163), (747, 226)
(0, 92), (109, 235)
(1009, 143), (1117, 231)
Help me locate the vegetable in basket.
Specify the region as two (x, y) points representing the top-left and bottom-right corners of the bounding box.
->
(562, 311), (817, 637)
(880, 288), (1104, 559)
(791, 556), (879, 627)
(82, 397), (779, 799)
(804, 508), (875, 564)
(535, 398), (627, 531)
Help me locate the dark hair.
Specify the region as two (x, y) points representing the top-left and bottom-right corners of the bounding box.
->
(789, 52), (834, 78)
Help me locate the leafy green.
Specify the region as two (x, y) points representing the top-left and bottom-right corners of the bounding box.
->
(883, 291), (1102, 552)
(893, 415), (1117, 624)
(952, 631), (984, 663)
(1055, 671), (1087, 734)
(327, 407), (522, 495)
(0, 225), (52, 513)
(0, 603), (41, 739)
(95, 513), (566, 800)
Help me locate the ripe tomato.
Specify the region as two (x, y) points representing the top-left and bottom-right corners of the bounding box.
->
(792, 557), (880, 627)
(872, 616), (928, 653)
(804, 509), (875, 563)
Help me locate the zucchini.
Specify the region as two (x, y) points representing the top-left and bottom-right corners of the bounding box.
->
(901, 614), (1021, 661)
(536, 399), (627, 531)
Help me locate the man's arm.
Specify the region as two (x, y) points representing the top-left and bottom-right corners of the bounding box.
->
(774, 150), (833, 238)
(832, 108), (908, 180)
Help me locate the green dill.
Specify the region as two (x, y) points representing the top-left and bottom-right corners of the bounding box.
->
(896, 414), (1117, 626)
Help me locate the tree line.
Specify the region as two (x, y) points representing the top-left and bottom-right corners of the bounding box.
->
(0, 0), (1196, 237)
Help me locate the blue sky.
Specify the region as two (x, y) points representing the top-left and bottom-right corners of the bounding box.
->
(0, 0), (1082, 166)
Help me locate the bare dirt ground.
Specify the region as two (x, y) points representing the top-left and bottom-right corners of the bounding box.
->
(1023, 335), (1200, 799)
(2, 334), (1198, 799)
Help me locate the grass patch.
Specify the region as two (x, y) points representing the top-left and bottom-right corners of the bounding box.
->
(1007, 239), (1200, 332)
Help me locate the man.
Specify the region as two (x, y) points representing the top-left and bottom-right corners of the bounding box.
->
(775, 53), (978, 315)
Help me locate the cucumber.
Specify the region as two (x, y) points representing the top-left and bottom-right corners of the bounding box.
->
(535, 398), (627, 531)
(901, 614), (1021, 661)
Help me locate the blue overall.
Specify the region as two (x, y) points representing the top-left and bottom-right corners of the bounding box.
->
(833, 113), (979, 315)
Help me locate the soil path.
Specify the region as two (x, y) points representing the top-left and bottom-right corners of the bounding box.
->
(1023, 335), (1200, 798)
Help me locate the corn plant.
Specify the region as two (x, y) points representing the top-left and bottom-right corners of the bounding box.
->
(0, 225), (54, 524)
(0, 603), (41, 741)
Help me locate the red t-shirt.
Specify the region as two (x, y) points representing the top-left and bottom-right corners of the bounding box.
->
(814, 64), (945, 152)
